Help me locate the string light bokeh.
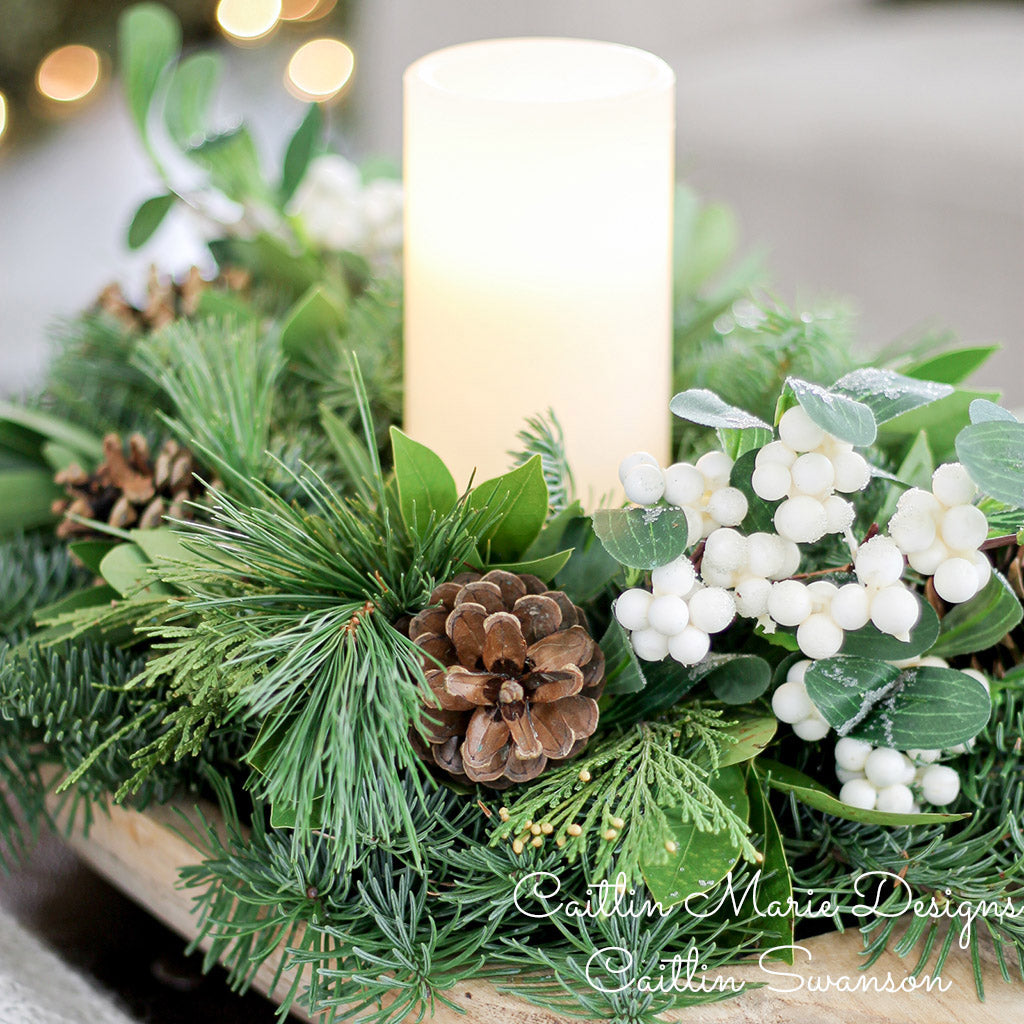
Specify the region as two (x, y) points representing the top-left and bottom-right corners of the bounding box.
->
(35, 45), (103, 105)
(286, 37), (354, 102)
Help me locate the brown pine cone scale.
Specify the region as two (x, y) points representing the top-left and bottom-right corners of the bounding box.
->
(408, 570), (605, 789)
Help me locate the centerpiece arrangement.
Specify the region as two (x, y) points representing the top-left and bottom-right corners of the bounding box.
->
(2, 5), (1024, 1023)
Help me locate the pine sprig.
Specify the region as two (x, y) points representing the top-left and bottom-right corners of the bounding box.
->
(510, 409), (576, 515)
(491, 707), (755, 882)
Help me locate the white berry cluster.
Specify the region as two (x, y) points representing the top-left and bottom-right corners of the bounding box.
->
(618, 451), (748, 541)
(834, 740), (960, 812)
(615, 555), (736, 666)
(700, 528), (801, 617)
(751, 405), (872, 544)
(888, 462), (991, 604)
(770, 659), (831, 740)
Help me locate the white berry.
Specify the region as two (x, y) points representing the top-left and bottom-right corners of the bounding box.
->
(823, 495), (856, 534)
(864, 747), (914, 788)
(647, 594), (690, 636)
(775, 496), (828, 544)
(920, 764), (960, 806)
(791, 453), (835, 497)
(630, 627), (669, 661)
(933, 557), (980, 604)
(907, 539), (950, 577)
(836, 767), (866, 784)
(768, 580), (813, 627)
(906, 748), (941, 764)
(756, 441), (797, 468)
(623, 463), (665, 506)
(897, 487), (943, 519)
(869, 584), (921, 639)
(707, 487), (749, 527)
(888, 507), (936, 554)
(687, 586), (736, 634)
(615, 589), (653, 632)
(702, 528), (748, 575)
(797, 613), (844, 659)
(746, 532), (786, 579)
(835, 737), (873, 772)
(875, 784), (915, 814)
(839, 778), (878, 810)
(830, 583), (870, 631)
(779, 405), (825, 453)
(668, 626), (710, 665)
(832, 450), (871, 493)
(751, 463), (792, 502)
(931, 462), (976, 508)
(734, 576), (772, 618)
(854, 536), (905, 588)
(970, 551), (992, 591)
(651, 557), (697, 597)
(939, 504), (988, 553)
(663, 462), (705, 506)
(807, 580), (839, 612)
(619, 451), (660, 486)
(787, 659), (811, 684)
(695, 451), (734, 489)
(777, 540), (802, 578)
(772, 680), (812, 723)
(793, 716), (831, 741)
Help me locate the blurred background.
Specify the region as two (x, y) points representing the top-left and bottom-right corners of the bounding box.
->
(0, 0), (1022, 399)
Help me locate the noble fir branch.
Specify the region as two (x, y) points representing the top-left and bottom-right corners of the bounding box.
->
(132, 317), (284, 496)
(510, 409), (576, 515)
(490, 706), (755, 882)
(0, 534), (88, 642)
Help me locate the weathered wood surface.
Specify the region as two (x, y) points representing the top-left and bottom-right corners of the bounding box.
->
(51, 792), (1023, 1023)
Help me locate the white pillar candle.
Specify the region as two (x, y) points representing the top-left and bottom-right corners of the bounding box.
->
(403, 38), (675, 505)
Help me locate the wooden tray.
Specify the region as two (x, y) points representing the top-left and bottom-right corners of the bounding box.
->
(51, 792), (1023, 1023)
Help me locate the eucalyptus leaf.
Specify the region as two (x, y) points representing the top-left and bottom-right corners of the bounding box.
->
(641, 765), (750, 907)
(188, 125), (270, 205)
(838, 598), (939, 660)
(390, 428), (458, 538)
(707, 656), (772, 705)
(164, 51), (221, 149)
(591, 506), (689, 570)
(280, 104), (324, 202)
(785, 377), (877, 446)
(669, 389), (770, 431)
(467, 456), (548, 562)
(759, 759), (969, 826)
(969, 399), (1018, 424)
(834, 368), (953, 425)
(956, 420), (1024, 508)
(931, 571), (1023, 659)
(127, 193), (175, 250)
(718, 425), (774, 462)
(805, 656), (991, 748)
(118, 3), (181, 138)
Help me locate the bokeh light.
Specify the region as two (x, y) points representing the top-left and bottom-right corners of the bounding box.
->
(0, 93), (8, 144)
(280, 0), (327, 20)
(36, 45), (102, 104)
(216, 0), (282, 42)
(286, 38), (355, 102)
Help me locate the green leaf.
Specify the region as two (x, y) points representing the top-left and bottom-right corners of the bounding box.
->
(969, 399), (1017, 424)
(674, 195), (739, 295)
(785, 377), (877, 446)
(747, 769), (794, 957)
(280, 104), (323, 203)
(931, 571), (1023, 658)
(523, 500), (585, 561)
(40, 441), (82, 474)
(729, 449), (778, 534)
(804, 656), (991, 748)
(467, 457), (548, 562)
(879, 388), (999, 460)
(390, 427), (458, 538)
(707, 656), (772, 706)
(600, 618), (647, 695)
(902, 346), (999, 386)
(669, 389), (770, 431)
(474, 550), (574, 581)
(207, 234), (320, 298)
(552, 516), (621, 603)
(118, 3), (181, 138)
(0, 469), (61, 535)
(716, 716), (777, 768)
(839, 597), (939, 660)
(0, 401), (102, 461)
(164, 51), (221, 149)
(718, 425), (773, 462)
(192, 288), (256, 322)
(877, 430), (934, 525)
(834, 368), (953, 425)
(126, 193), (175, 249)
(67, 540), (117, 574)
(956, 421), (1024, 508)
(280, 285), (348, 362)
(759, 760), (969, 826)
(188, 125), (270, 205)
(33, 584), (120, 624)
(641, 765), (749, 907)
(591, 506), (689, 571)
(98, 543), (174, 598)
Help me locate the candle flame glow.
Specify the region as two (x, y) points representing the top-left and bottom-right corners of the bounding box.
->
(286, 38), (354, 102)
(36, 45), (101, 104)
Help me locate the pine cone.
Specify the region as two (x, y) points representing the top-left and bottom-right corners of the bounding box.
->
(407, 570), (605, 788)
(96, 265), (251, 333)
(53, 433), (205, 539)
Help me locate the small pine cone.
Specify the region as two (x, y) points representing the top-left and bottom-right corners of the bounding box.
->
(55, 433), (205, 539)
(407, 570), (605, 789)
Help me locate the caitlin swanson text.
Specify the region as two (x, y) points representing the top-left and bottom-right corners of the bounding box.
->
(512, 869), (1024, 995)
